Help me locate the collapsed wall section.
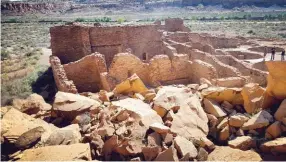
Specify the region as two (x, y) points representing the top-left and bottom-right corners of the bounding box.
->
(215, 55), (267, 86)
(190, 59), (218, 83)
(49, 56), (77, 93)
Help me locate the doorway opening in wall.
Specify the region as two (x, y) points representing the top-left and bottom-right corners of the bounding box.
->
(142, 52), (147, 61)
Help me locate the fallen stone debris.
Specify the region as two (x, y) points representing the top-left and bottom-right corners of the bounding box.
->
(1, 18), (286, 161)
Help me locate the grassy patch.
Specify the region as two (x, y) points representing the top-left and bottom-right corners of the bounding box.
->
(1, 65), (49, 106)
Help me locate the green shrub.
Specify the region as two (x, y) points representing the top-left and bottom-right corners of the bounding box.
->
(75, 18), (86, 22)
(117, 18), (125, 24)
(1, 50), (10, 60)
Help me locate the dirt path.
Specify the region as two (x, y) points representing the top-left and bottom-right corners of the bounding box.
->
(39, 48), (52, 66)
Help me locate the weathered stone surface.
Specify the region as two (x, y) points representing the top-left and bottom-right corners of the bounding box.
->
(114, 140), (142, 156)
(242, 110), (273, 130)
(155, 146), (179, 161)
(147, 132), (162, 147)
(15, 126), (45, 149)
(12, 93), (52, 115)
(208, 146), (262, 161)
(142, 146), (161, 161)
(260, 137), (286, 153)
(265, 61), (286, 100)
(197, 147), (208, 161)
(219, 125), (230, 141)
(203, 98), (226, 117)
(53, 91), (101, 120)
(102, 135), (118, 160)
(113, 73), (148, 95)
(275, 99), (286, 122)
(207, 114), (218, 128)
(19, 143), (91, 161)
(153, 86), (187, 117)
(44, 124), (81, 146)
(112, 98), (162, 128)
(221, 100), (234, 113)
(202, 87), (243, 105)
(170, 95), (209, 138)
(229, 113), (249, 127)
(241, 83), (265, 114)
(265, 121), (282, 139)
(152, 86), (208, 139)
(217, 117), (228, 130)
(1, 108), (57, 144)
(174, 136), (198, 160)
(162, 133), (174, 146)
(150, 122), (170, 134)
(228, 136), (254, 150)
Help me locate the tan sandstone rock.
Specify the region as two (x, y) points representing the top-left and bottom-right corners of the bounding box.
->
(174, 136), (198, 160)
(112, 98), (162, 128)
(155, 146), (179, 161)
(274, 99), (286, 122)
(265, 121), (282, 139)
(208, 146), (262, 161)
(203, 98), (226, 117)
(264, 61), (286, 100)
(150, 122), (170, 134)
(202, 87), (243, 105)
(217, 117), (228, 130)
(113, 73), (148, 95)
(153, 86), (209, 139)
(19, 143), (91, 161)
(242, 110), (273, 130)
(53, 91), (101, 120)
(229, 113), (249, 127)
(219, 125), (230, 141)
(228, 136), (254, 150)
(12, 93), (52, 115)
(260, 137), (286, 153)
(241, 83), (265, 114)
(1, 108), (57, 144)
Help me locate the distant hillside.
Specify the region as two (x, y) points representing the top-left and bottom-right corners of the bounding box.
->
(1, 0), (286, 15)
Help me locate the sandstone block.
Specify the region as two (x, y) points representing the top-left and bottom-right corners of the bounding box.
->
(242, 110), (273, 130)
(203, 98), (226, 117)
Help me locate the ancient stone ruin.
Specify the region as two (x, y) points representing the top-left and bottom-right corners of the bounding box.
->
(2, 18), (286, 161)
(49, 18), (268, 94)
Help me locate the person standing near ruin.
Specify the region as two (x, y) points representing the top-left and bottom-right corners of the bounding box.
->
(282, 49), (285, 61)
(271, 47), (276, 61)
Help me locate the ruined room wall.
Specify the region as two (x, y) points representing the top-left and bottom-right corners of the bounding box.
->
(50, 25), (91, 64)
(148, 54), (190, 86)
(212, 77), (247, 88)
(108, 53), (150, 84)
(252, 61), (268, 71)
(49, 56), (78, 93)
(164, 18), (191, 32)
(189, 49), (241, 78)
(188, 33), (242, 48)
(190, 59), (218, 83)
(63, 53), (107, 92)
(226, 51), (263, 60)
(89, 25), (164, 66)
(216, 55), (267, 86)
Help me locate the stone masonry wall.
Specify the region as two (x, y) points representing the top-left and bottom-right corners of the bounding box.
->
(49, 56), (78, 93)
(63, 53), (107, 92)
(50, 25), (91, 64)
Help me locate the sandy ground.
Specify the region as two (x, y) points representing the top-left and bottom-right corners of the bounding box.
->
(39, 48), (51, 66)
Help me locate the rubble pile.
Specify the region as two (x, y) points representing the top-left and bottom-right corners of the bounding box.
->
(1, 62), (286, 161)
